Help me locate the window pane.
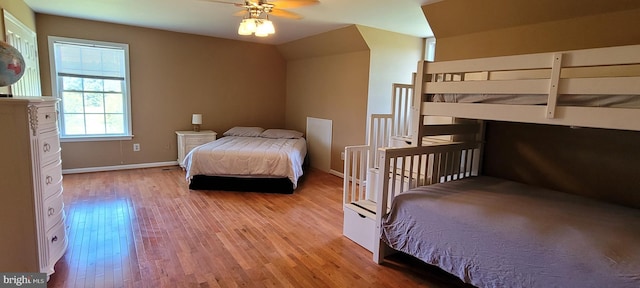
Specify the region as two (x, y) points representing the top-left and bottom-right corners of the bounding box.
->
(64, 114), (85, 135)
(104, 93), (123, 113)
(104, 79), (122, 92)
(85, 114), (105, 134)
(106, 114), (124, 134)
(62, 77), (83, 91)
(84, 93), (104, 113)
(81, 49), (102, 73)
(83, 78), (103, 92)
(62, 92), (84, 113)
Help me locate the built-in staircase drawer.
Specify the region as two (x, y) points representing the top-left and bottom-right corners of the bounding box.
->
(343, 207), (376, 252)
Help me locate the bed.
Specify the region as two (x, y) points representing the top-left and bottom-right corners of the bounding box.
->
(381, 176), (640, 288)
(182, 127), (307, 194)
(369, 44), (640, 287)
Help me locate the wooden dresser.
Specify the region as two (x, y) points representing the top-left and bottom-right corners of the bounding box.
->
(0, 97), (67, 278)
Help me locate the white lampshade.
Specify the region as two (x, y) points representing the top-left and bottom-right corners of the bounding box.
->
(192, 114), (202, 125)
(255, 22), (269, 37)
(262, 20), (275, 34)
(238, 20), (252, 35)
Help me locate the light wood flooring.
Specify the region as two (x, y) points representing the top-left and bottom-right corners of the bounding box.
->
(47, 167), (470, 288)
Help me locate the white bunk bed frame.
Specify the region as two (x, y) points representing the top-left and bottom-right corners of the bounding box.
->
(410, 44), (640, 145)
(371, 44), (640, 263)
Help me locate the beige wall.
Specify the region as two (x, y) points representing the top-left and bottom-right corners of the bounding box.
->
(279, 26), (370, 173)
(357, 26), (424, 116)
(36, 14), (286, 169)
(422, 0), (640, 208)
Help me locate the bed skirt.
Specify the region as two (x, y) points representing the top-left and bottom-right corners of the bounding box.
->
(188, 175), (297, 194)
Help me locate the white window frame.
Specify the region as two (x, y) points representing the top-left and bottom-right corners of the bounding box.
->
(48, 36), (133, 142)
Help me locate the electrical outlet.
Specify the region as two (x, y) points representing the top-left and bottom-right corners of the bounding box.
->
(340, 151), (345, 160)
(133, 143), (140, 151)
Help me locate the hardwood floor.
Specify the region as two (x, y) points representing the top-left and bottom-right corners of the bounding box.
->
(47, 167), (470, 288)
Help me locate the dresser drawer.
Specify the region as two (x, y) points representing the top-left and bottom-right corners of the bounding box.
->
(47, 219), (67, 265)
(42, 160), (63, 200)
(43, 189), (64, 230)
(39, 131), (61, 166)
(36, 105), (58, 132)
(184, 135), (216, 146)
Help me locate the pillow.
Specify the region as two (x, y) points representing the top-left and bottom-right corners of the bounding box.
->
(223, 126), (265, 137)
(260, 129), (304, 139)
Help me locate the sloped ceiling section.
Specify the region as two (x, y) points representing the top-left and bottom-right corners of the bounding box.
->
(277, 25), (368, 61)
(422, 0), (640, 39)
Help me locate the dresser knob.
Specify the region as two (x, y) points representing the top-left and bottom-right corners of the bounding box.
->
(43, 143), (51, 152)
(45, 176), (53, 185)
(48, 207), (55, 216)
(45, 114), (50, 119)
(51, 236), (58, 243)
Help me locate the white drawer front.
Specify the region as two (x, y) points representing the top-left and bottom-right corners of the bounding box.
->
(185, 136), (216, 146)
(47, 219), (67, 266)
(343, 207), (376, 252)
(39, 131), (61, 166)
(36, 105), (58, 132)
(42, 160), (63, 200)
(43, 189), (64, 230)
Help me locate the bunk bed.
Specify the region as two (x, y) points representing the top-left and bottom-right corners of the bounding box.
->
(363, 45), (640, 287)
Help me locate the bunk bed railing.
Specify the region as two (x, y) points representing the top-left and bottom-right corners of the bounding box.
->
(373, 140), (481, 263)
(343, 114), (394, 213)
(392, 83), (413, 139)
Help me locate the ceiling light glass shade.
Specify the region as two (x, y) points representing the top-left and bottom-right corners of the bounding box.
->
(244, 18), (257, 33)
(262, 20), (275, 34)
(255, 22), (270, 37)
(238, 20), (252, 35)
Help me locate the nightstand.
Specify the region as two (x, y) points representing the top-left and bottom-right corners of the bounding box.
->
(176, 130), (217, 167)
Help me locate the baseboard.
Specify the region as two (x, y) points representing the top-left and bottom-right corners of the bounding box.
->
(62, 161), (179, 174)
(329, 169), (344, 178)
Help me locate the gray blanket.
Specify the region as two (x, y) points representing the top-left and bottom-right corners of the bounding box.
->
(381, 176), (640, 288)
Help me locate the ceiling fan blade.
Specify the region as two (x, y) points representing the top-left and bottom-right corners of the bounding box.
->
(271, 0), (319, 9)
(199, 0), (244, 7)
(232, 9), (247, 17)
(269, 8), (303, 19)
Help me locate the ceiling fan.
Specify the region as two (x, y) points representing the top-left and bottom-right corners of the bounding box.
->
(203, 0), (320, 37)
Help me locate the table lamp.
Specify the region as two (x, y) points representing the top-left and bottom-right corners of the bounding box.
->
(192, 114), (202, 132)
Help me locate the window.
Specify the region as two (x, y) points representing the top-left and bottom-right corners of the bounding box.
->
(48, 36), (132, 141)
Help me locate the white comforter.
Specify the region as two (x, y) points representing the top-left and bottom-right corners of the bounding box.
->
(182, 136), (307, 188)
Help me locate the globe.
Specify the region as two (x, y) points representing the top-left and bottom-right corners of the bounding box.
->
(0, 41), (25, 87)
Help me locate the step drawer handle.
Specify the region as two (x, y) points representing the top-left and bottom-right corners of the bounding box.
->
(51, 236), (58, 243)
(45, 176), (53, 185)
(48, 207), (55, 216)
(43, 143), (51, 152)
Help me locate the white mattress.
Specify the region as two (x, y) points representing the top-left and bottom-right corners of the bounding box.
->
(432, 93), (640, 107)
(183, 136), (307, 188)
(381, 176), (640, 288)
